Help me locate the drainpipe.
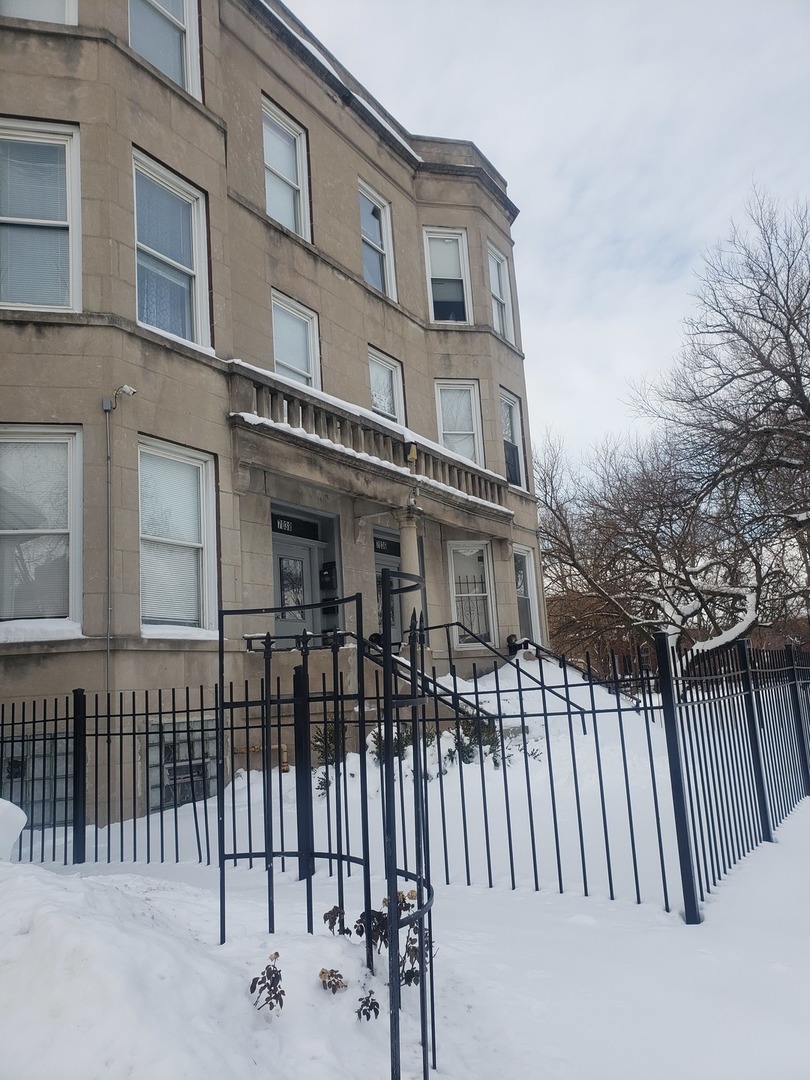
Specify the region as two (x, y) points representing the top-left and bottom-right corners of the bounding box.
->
(101, 385), (137, 697)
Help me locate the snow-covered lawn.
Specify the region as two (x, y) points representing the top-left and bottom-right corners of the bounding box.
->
(2, 802), (809, 1080)
(2, 657), (808, 1079)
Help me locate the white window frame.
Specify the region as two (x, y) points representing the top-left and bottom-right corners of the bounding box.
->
(488, 243), (515, 343)
(500, 389), (526, 488)
(368, 348), (404, 423)
(271, 291), (321, 389)
(423, 227), (472, 325)
(513, 545), (540, 642)
(435, 379), (483, 466)
(128, 0), (201, 99)
(0, 425), (82, 636)
(0, 0), (77, 23)
(447, 541), (497, 648)
(133, 151), (209, 348)
(262, 99), (311, 242)
(0, 120), (81, 312)
(358, 180), (396, 300)
(138, 437), (216, 634)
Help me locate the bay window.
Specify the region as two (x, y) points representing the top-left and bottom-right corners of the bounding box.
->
(0, 427), (82, 627)
(0, 122), (80, 311)
(134, 154), (209, 346)
(139, 439), (215, 630)
(436, 380), (483, 464)
(424, 227), (471, 323)
(129, 0), (201, 97)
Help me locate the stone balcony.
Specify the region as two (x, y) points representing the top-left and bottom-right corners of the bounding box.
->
(227, 361), (513, 523)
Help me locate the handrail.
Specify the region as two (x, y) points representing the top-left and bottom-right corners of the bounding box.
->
(424, 621), (592, 724)
(519, 636), (645, 709)
(345, 629), (498, 727)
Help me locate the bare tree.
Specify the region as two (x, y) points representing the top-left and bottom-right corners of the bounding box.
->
(641, 189), (810, 515)
(537, 192), (810, 661)
(535, 429), (808, 660)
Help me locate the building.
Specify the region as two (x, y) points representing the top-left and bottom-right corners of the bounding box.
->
(0, 0), (547, 701)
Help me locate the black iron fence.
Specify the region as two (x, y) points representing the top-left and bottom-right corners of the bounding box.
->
(655, 634), (810, 922)
(3, 632), (809, 925)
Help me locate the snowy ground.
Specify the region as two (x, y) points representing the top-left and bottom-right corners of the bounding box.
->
(2, 800), (810, 1078)
(2, 656), (808, 1079)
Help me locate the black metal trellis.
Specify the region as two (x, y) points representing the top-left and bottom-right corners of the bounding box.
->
(216, 580), (436, 1080)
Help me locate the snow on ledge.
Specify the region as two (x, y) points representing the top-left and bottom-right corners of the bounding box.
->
(231, 412), (513, 516)
(256, 1), (422, 164)
(0, 619), (84, 643)
(227, 360), (508, 482)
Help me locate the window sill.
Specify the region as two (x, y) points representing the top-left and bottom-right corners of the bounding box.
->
(135, 320), (213, 356)
(0, 619), (83, 643)
(141, 626), (218, 641)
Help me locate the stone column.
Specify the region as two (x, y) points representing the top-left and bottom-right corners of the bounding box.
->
(394, 505), (423, 627)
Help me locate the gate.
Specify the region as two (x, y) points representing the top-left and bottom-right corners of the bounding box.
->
(216, 573), (435, 1080)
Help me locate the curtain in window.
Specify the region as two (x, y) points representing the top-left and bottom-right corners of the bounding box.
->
(136, 170), (194, 339)
(272, 302), (311, 383)
(489, 251), (507, 335)
(140, 451), (202, 626)
(514, 552), (533, 640)
(0, 440), (70, 619)
(130, 0), (186, 87)
(0, 139), (69, 306)
(370, 359), (396, 417)
(263, 115), (299, 232)
(440, 387), (476, 461)
(429, 236), (465, 320)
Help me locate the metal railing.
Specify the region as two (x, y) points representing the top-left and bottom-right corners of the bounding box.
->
(3, 632), (809, 929)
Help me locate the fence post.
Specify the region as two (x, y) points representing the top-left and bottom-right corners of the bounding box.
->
(737, 642), (774, 842)
(293, 663), (314, 881)
(381, 568), (402, 1080)
(785, 645), (810, 798)
(653, 633), (701, 924)
(71, 688), (87, 866)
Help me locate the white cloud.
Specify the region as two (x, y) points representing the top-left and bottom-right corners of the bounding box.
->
(286, 0), (810, 452)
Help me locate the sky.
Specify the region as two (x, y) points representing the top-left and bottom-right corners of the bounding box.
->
(3, 656), (810, 1077)
(286, 0), (810, 457)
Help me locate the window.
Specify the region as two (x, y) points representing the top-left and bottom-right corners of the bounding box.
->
(359, 181), (396, 298)
(500, 391), (526, 487)
(513, 547), (539, 642)
(138, 439), (215, 630)
(134, 154), (209, 347)
(271, 292), (320, 388)
(488, 244), (514, 342)
(436, 380), (483, 465)
(262, 101), (310, 240)
(0, 427), (82, 626)
(129, 0), (201, 97)
(424, 228), (471, 323)
(369, 349), (404, 423)
(449, 542), (496, 645)
(0, 122), (80, 311)
(0, 0), (77, 22)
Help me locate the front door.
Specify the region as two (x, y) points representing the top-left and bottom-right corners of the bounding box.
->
(274, 539), (317, 640)
(374, 531), (402, 644)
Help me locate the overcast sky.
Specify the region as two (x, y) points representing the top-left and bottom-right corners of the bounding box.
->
(288, 0), (810, 457)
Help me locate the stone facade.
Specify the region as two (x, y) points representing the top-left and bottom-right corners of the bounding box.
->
(0, 0), (547, 699)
